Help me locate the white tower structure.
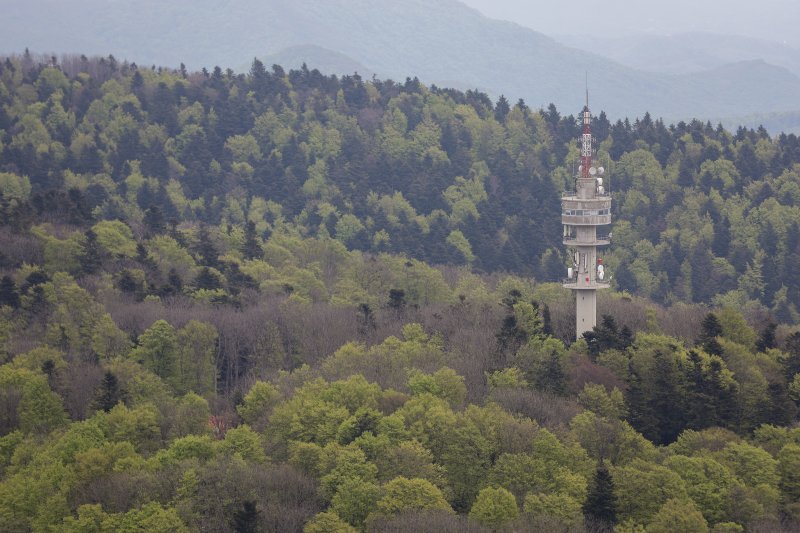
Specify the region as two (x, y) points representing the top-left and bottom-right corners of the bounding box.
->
(562, 96), (611, 339)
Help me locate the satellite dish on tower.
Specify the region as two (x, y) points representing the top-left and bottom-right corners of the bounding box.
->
(598, 167), (605, 175)
(589, 167), (597, 176)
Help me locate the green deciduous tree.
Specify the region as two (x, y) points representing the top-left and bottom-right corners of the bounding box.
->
(374, 477), (452, 516)
(469, 486), (518, 528)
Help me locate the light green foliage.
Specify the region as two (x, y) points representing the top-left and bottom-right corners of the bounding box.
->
(0, 172), (31, 202)
(10, 345), (66, 372)
(318, 444), (378, 501)
(336, 407), (383, 445)
(790, 373), (800, 402)
(73, 441), (137, 484)
(523, 492), (583, 527)
(669, 428), (741, 457)
(331, 477), (382, 528)
(92, 220), (137, 258)
(146, 235), (198, 279)
(31, 225), (83, 274)
(218, 425), (267, 464)
(155, 435), (216, 464)
(42, 273), (129, 358)
(168, 392), (211, 438)
(224, 133), (262, 163)
(288, 441), (325, 477)
(778, 443), (800, 502)
(321, 325), (446, 388)
(269, 385), (351, 447)
(664, 454), (739, 524)
(374, 440), (447, 489)
(513, 335), (566, 390)
(647, 498), (709, 533)
(131, 319), (178, 383)
(488, 451), (588, 504)
(486, 367), (528, 390)
(104, 358), (172, 409)
(717, 441), (779, 488)
(445, 230), (475, 263)
(571, 411), (657, 465)
(175, 320), (217, 395)
(97, 403), (161, 453)
(711, 523), (744, 533)
(334, 214), (366, 245)
(407, 367), (466, 407)
(237, 381), (281, 431)
(304, 511), (357, 533)
(612, 459), (689, 524)
(111, 502), (190, 532)
(0, 366), (67, 434)
(578, 384), (627, 419)
(717, 307), (757, 349)
(374, 476), (452, 516)
(469, 486), (518, 528)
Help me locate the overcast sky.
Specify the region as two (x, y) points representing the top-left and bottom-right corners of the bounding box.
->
(459, 0), (800, 46)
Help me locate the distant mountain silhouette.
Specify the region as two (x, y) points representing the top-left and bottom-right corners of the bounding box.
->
(2, 0), (799, 122)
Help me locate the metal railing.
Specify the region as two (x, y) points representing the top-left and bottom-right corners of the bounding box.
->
(562, 277), (611, 287)
(563, 235), (611, 243)
(562, 190), (611, 199)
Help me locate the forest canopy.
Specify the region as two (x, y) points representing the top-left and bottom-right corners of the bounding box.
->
(1, 52), (800, 532)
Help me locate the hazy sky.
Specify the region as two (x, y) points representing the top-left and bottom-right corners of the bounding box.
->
(459, 0), (800, 46)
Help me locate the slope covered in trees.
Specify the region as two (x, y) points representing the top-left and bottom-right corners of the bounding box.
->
(1, 54), (800, 531)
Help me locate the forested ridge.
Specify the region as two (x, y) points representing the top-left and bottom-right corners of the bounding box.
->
(1, 52), (800, 532)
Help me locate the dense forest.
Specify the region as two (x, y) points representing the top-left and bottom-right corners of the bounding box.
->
(1, 52), (800, 532)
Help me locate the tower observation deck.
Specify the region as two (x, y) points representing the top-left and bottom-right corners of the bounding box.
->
(562, 100), (611, 339)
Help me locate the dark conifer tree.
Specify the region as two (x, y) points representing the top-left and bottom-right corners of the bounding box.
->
(712, 216), (731, 258)
(542, 303), (553, 337)
(757, 322), (778, 353)
(232, 500), (259, 533)
(387, 289), (406, 311)
(79, 229), (103, 274)
(242, 221), (262, 260)
(195, 267), (222, 291)
(95, 371), (121, 412)
(783, 332), (800, 381)
(494, 95), (510, 122)
(583, 462), (617, 531)
(143, 205), (166, 236)
(0, 275), (20, 309)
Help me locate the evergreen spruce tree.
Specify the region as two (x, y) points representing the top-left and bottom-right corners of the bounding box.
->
(541, 303), (553, 336)
(697, 313), (724, 356)
(388, 289), (406, 311)
(242, 221), (262, 260)
(95, 371), (121, 412)
(583, 462), (617, 531)
(80, 229), (103, 274)
(0, 275), (20, 309)
(232, 500), (259, 533)
(757, 322), (777, 353)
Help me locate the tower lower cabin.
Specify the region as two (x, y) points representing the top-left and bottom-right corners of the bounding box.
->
(562, 103), (611, 339)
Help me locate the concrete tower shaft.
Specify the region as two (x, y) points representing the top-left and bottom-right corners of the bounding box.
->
(562, 101), (612, 339)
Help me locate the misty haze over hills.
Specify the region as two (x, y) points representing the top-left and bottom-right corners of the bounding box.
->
(2, 0), (800, 130)
(460, 0), (800, 48)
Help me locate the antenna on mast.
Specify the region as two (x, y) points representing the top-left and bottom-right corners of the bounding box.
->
(585, 72), (589, 108)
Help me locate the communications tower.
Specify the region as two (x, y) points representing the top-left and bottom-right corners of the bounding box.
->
(562, 96), (612, 339)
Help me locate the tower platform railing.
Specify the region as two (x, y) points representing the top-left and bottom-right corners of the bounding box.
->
(563, 235), (611, 246)
(562, 277), (611, 288)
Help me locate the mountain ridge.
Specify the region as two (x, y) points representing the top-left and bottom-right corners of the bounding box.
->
(2, 0), (799, 122)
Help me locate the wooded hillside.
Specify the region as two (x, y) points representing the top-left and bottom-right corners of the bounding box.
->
(1, 53), (800, 532)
